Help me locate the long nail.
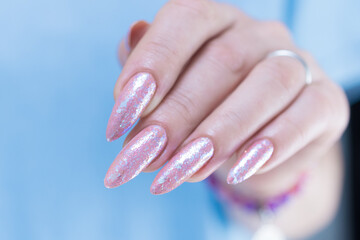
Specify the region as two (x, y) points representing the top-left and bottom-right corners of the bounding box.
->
(227, 139), (274, 185)
(151, 137), (214, 195)
(104, 125), (167, 188)
(106, 72), (156, 142)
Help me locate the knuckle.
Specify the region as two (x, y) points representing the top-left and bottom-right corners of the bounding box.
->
(260, 21), (292, 42)
(167, 0), (212, 21)
(204, 41), (247, 77)
(260, 58), (303, 94)
(232, 7), (251, 21)
(217, 3), (250, 23)
(267, 21), (290, 36)
(142, 38), (179, 69)
(269, 21), (288, 32)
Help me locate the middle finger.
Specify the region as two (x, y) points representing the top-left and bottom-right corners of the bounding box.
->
(150, 53), (307, 194)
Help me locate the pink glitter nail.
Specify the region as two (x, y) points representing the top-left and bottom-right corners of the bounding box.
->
(106, 72), (156, 142)
(227, 139), (274, 184)
(104, 125), (167, 188)
(151, 137), (214, 195)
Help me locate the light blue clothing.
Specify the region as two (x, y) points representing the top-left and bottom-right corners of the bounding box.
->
(0, 0), (358, 239)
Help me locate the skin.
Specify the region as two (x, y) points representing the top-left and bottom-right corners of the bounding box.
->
(115, 0), (349, 237)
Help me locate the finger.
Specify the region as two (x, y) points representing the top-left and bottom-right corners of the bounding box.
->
(124, 19), (294, 174)
(104, 19), (297, 188)
(104, 22), (264, 188)
(226, 78), (349, 184)
(118, 20), (150, 66)
(106, 0), (237, 141)
(150, 53), (308, 194)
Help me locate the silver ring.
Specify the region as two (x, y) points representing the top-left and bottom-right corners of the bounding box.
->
(266, 49), (312, 85)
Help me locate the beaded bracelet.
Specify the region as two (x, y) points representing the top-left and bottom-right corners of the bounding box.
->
(206, 172), (308, 213)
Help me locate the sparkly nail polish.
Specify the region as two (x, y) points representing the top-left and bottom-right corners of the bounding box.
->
(104, 125), (167, 188)
(151, 137), (214, 195)
(106, 73), (156, 142)
(227, 139), (274, 185)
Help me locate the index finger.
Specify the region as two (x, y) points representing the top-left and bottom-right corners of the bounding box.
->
(106, 0), (238, 141)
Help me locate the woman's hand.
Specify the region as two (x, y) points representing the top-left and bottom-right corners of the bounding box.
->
(105, 0), (349, 201)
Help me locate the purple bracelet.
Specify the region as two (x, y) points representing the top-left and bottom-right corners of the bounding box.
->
(206, 172), (308, 213)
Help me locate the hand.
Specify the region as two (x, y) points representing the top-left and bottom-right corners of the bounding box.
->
(104, 0), (349, 199)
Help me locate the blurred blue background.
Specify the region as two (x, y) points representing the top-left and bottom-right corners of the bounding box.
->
(1, 0), (359, 239)
(0, 0), (222, 239)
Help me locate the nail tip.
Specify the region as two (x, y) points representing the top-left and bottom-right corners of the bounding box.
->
(106, 72), (157, 144)
(226, 178), (236, 185)
(226, 175), (238, 185)
(106, 128), (126, 142)
(150, 189), (165, 195)
(104, 180), (122, 189)
(104, 170), (132, 189)
(150, 189), (159, 195)
(104, 174), (122, 189)
(110, 127), (129, 140)
(105, 124), (168, 191)
(150, 183), (167, 195)
(106, 136), (118, 142)
(105, 129), (116, 142)
(150, 187), (159, 195)
(104, 181), (113, 189)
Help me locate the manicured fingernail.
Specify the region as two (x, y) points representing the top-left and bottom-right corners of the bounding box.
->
(106, 72), (156, 142)
(104, 125), (167, 188)
(150, 137), (214, 195)
(227, 139), (274, 184)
